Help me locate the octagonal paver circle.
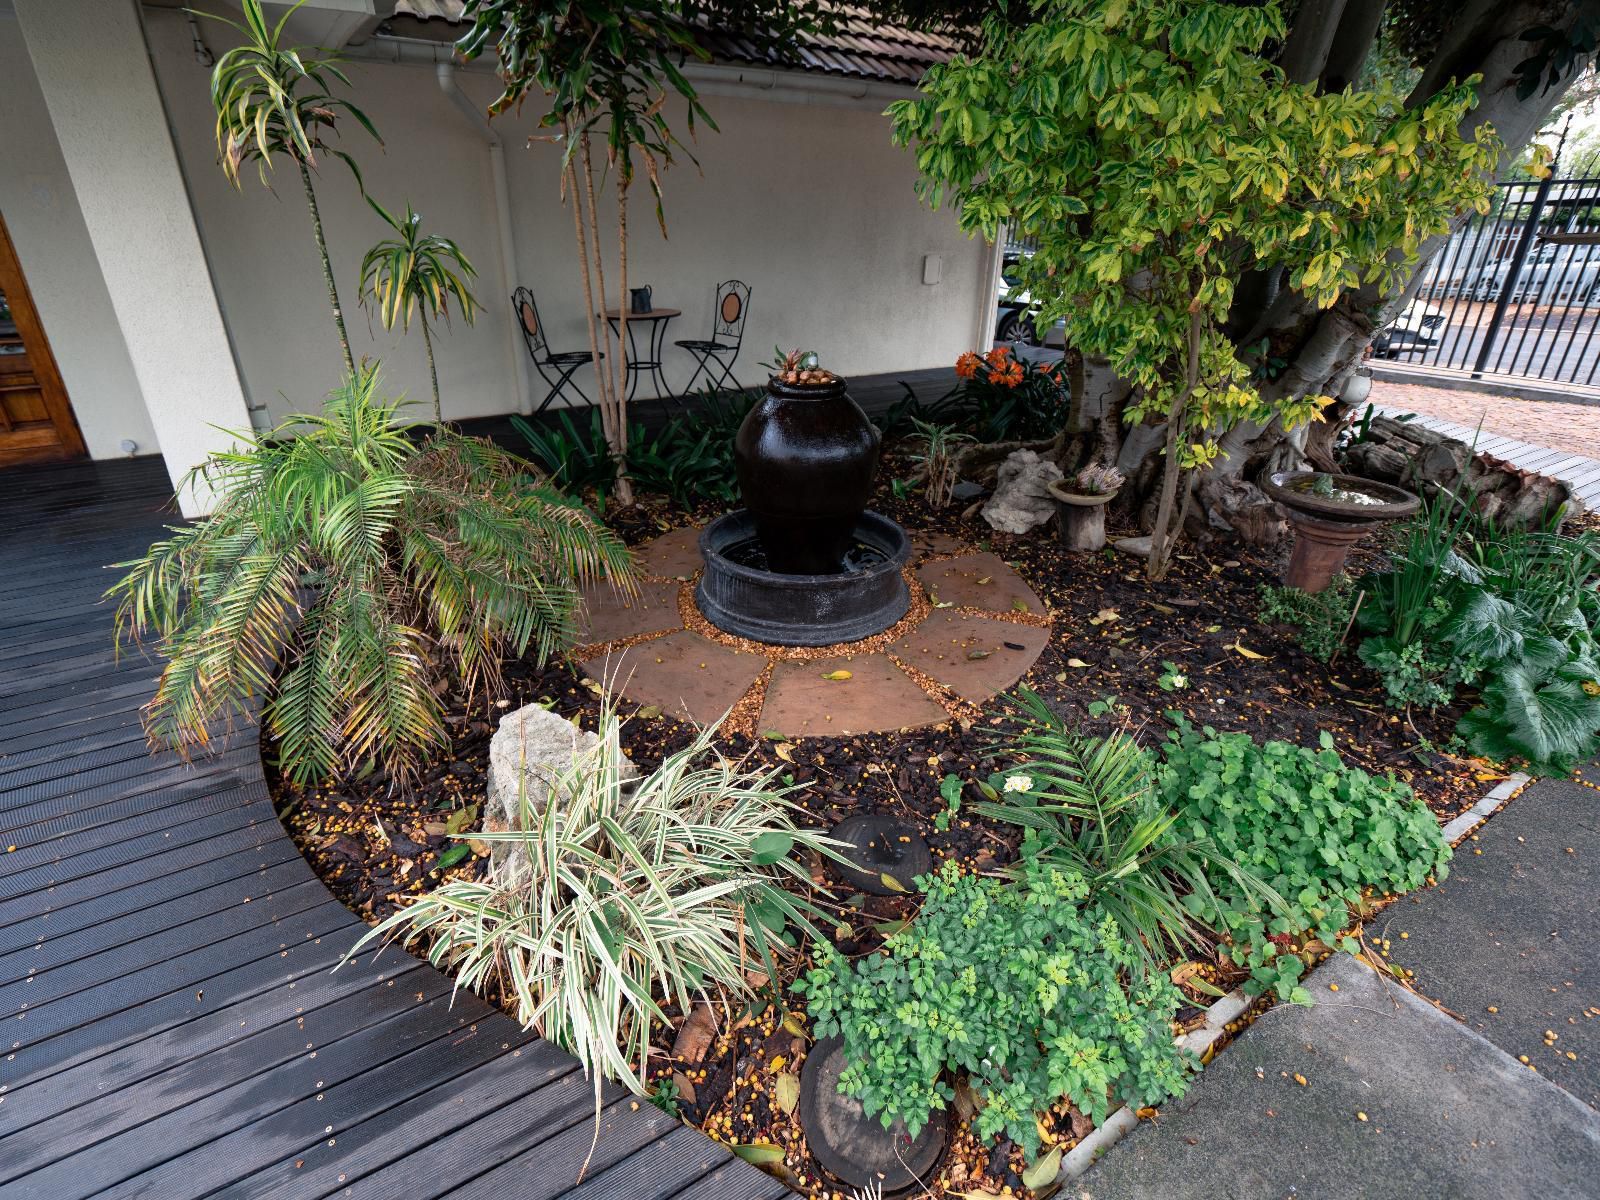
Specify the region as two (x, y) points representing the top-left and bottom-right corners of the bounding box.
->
(574, 525), (1053, 735)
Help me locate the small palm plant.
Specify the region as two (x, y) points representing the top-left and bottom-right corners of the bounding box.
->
(975, 688), (1276, 967)
(349, 707), (834, 1114)
(358, 198), (480, 422)
(108, 367), (633, 786)
(204, 0), (382, 376)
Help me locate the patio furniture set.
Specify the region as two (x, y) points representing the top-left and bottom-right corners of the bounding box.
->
(512, 278), (752, 411)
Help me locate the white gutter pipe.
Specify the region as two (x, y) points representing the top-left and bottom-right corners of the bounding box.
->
(435, 60), (533, 415)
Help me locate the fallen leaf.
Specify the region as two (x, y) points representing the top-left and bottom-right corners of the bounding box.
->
(774, 1071), (801, 1115)
(1021, 1146), (1062, 1190)
(673, 1002), (718, 1062)
(775, 743), (797, 763)
(435, 843), (472, 871)
(1204, 624), (1222, 633)
(730, 1143), (785, 1167)
(1147, 602), (1175, 615)
(1230, 641), (1270, 660)
(1066, 658), (1091, 668)
(781, 1012), (808, 1038)
(976, 575), (993, 585)
(672, 1070), (697, 1105)
(820, 670), (853, 681)
(636, 704), (662, 719)
(967, 649), (993, 660)
(878, 872), (908, 894)
(1011, 599), (1031, 613)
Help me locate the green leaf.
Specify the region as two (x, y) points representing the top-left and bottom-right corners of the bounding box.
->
(730, 1143), (786, 1167)
(750, 831), (795, 866)
(435, 843), (472, 871)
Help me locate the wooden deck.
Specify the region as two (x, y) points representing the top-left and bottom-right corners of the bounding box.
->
(0, 456), (792, 1200)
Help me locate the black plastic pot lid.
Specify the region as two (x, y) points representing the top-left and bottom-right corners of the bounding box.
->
(827, 813), (932, 896)
(799, 1036), (947, 1194)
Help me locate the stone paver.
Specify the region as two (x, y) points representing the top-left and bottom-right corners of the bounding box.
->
(580, 630), (766, 723)
(581, 528), (1053, 732)
(917, 551), (1043, 614)
(909, 529), (971, 561)
(758, 654), (949, 738)
(1370, 380), (1600, 460)
(1382, 777), (1600, 1108)
(635, 526), (704, 578)
(576, 579), (684, 645)
(1079, 953), (1600, 1200)
(887, 609), (1051, 703)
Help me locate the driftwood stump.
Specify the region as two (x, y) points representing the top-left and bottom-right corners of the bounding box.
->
(1341, 416), (1580, 531)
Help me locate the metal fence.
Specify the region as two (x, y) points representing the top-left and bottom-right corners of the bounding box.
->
(1382, 164), (1600, 388)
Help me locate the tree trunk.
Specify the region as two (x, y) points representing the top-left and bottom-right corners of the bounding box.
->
(421, 313), (440, 423)
(299, 162), (355, 378)
(613, 167), (634, 507)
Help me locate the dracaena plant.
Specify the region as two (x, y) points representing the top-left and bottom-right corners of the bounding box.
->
(203, 0), (382, 376)
(358, 198), (481, 422)
(108, 367), (633, 786)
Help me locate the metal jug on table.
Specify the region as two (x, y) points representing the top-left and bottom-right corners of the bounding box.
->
(629, 285), (653, 314)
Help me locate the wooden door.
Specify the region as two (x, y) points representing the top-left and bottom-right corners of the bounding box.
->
(0, 212), (85, 465)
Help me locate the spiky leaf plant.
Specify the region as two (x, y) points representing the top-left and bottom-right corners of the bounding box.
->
(975, 687), (1274, 967)
(204, 0), (382, 375)
(108, 367), (633, 786)
(348, 707), (835, 1113)
(358, 198), (480, 421)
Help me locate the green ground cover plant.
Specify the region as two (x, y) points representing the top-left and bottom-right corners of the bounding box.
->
(795, 860), (1193, 1155)
(1159, 719), (1452, 1001)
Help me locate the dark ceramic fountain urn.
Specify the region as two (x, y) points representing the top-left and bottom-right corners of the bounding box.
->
(735, 376), (881, 575)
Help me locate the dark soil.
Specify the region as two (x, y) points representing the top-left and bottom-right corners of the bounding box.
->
(272, 461), (1512, 1199)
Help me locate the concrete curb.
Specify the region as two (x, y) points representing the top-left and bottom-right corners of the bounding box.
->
(1056, 768), (1530, 1185)
(1440, 772), (1530, 844)
(1369, 364), (1600, 407)
(1059, 985), (1249, 1182)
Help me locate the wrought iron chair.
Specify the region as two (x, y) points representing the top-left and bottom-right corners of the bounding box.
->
(674, 280), (751, 394)
(511, 286), (602, 412)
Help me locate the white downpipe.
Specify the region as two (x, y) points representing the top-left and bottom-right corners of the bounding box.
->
(976, 226), (1006, 351)
(436, 61), (533, 415)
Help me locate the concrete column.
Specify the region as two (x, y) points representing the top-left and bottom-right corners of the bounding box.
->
(15, 0), (251, 516)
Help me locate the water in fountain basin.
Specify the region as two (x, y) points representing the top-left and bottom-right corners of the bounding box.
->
(721, 534), (893, 575)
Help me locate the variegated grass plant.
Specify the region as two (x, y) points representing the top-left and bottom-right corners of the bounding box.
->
(108, 367), (632, 786)
(348, 707), (835, 1115)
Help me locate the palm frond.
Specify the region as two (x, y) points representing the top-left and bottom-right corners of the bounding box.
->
(108, 366), (635, 786)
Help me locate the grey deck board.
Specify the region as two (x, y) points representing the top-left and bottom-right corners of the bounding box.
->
(0, 456), (788, 1199)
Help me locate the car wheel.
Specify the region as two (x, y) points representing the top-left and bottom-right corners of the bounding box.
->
(997, 311), (1039, 346)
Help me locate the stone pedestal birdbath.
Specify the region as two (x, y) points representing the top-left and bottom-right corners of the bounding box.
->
(1261, 470), (1421, 593)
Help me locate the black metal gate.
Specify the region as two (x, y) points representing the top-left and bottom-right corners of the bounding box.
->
(1381, 164), (1600, 388)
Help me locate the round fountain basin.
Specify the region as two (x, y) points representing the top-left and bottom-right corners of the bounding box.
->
(696, 510), (910, 646)
(1261, 471), (1421, 524)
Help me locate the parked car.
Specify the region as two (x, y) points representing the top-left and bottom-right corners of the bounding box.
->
(1371, 299), (1446, 358)
(995, 255), (1065, 347)
(1461, 242), (1600, 305)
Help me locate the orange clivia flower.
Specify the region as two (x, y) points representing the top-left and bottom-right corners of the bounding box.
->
(997, 361), (1026, 388)
(985, 345), (1011, 368)
(955, 351), (981, 380)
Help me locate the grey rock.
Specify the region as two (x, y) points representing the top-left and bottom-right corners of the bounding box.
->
(981, 449), (1063, 534)
(484, 703), (635, 885)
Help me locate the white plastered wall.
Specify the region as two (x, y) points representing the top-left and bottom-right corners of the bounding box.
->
(0, 19), (158, 460)
(141, 5), (986, 425)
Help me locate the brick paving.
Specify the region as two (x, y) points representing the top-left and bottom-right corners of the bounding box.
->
(1369, 381), (1600, 460)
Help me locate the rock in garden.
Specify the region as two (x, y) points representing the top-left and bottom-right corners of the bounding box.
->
(484, 703), (635, 885)
(981, 449), (1063, 534)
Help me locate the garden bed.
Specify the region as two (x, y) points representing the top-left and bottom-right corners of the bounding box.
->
(273, 465), (1508, 1199)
